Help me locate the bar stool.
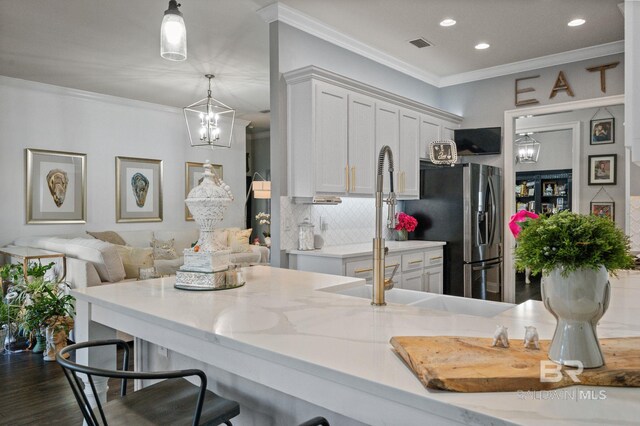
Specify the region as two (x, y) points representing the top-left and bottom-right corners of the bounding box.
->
(57, 339), (239, 426)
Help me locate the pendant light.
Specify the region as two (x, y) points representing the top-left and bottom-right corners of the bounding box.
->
(161, 1), (187, 61)
(515, 133), (541, 164)
(183, 74), (236, 149)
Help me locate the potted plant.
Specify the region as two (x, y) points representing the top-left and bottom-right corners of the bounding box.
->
(513, 211), (633, 368)
(17, 277), (75, 360)
(394, 212), (418, 241)
(256, 212), (271, 246)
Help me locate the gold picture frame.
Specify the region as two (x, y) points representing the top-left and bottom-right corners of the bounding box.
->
(184, 161), (223, 221)
(26, 148), (87, 224)
(116, 156), (163, 223)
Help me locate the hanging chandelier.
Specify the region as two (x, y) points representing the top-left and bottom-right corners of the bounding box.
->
(160, 0), (187, 61)
(183, 74), (236, 149)
(515, 133), (541, 164)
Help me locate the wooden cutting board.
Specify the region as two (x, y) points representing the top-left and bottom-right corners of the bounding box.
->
(390, 336), (640, 392)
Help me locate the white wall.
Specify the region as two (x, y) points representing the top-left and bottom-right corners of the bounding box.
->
(0, 77), (247, 246)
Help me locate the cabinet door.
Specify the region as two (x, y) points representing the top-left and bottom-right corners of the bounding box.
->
(424, 267), (443, 294)
(402, 269), (424, 292)
(441, 122), (456, 141)
(399, 109), (420, 199)
(375, 102), (400, 193)
(420, 115), (441, 159)
(348, 94), (376, 195)
(315, 83), (348, 194)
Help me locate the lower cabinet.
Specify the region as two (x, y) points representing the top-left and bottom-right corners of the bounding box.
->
(290, 245), (444, 294)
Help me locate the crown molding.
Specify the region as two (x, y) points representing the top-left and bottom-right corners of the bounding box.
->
(259, 3), (625, 89)
(257, 3), (441, 87)
(283, 65), (462, 123)
(430, 40), (624, 87)
(0, 75), (182, 114)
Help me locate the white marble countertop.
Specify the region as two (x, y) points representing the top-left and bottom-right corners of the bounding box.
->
(72, 267), (640, 425)
(288, 240), (446, 258)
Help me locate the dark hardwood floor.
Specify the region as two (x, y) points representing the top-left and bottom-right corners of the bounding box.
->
(0, 343), (133, 425)
(515, 272), (542, 304)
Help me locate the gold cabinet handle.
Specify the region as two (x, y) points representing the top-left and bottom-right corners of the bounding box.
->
(354, 267), (373, 274)
(351, 166), (356, 192)
(385, 263), (400, 269)
(408, 259), (423, 265)
(430, 256), (443, 260)
(345, 166), (349, 193)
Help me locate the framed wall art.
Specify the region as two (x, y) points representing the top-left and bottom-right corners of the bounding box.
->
(588, 154), (616, 185)
(184, 161), (223, 221)
(590, 118), (614, 145)
(26, 148), (87, 224)
(590, 201), (614, 221)
(116, 156), (163, 223)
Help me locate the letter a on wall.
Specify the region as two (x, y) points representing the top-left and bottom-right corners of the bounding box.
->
(549, 71), (574, 99)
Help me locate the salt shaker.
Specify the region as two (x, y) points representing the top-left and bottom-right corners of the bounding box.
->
(298, 218), (315, 250)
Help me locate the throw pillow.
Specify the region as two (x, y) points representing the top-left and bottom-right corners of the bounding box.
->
(151, 238), (178, 260)
(228, 228), (252, 253)
(114, 245), (155, 279)
(86, 230), (126, 246)
(212, 229), (229, 250)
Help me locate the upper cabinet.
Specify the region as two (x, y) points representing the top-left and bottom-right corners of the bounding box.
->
(314, 82), (349, 194)
(284, 66), (462, 201)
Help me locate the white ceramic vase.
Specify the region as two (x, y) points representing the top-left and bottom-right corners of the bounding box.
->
(541, 266), (610, 368)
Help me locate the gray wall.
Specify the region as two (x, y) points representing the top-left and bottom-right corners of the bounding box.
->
(270, 22), (444, 265)
(248, 131), (271, 241)
(513, 105), (633, 229)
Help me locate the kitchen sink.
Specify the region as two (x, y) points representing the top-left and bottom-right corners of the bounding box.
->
(407, 294), (514, 318)
(320, 284), (514, 317)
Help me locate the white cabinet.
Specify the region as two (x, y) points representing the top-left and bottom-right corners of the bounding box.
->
(314, 83), (349, 194)
(375, 102), (400, 194)
(290, 243), (444, 295)
(348, 94), (376, 195)
(284, 66), (462, 200)
(419, 115), (460, 160)
(398, 109), (420, 199)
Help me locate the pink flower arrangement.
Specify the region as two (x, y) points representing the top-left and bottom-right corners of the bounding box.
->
(509, 210), (539, 238)
(395, 212), (418, 232)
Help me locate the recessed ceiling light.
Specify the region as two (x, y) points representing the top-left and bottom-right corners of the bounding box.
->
(440, 18), (456, 27)
(475, 42), (490, 50)
(568, 18), (586, 27)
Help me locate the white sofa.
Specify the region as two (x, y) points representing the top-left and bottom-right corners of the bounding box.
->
(11, 229), (269, 289)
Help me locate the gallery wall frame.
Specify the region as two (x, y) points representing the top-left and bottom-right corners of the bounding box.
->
(590, 117), (614, 145)
(588, 154), (617, 186)
(116, 156), (163, 223)
(25, 148), (87, 224)
(184, 161), (223, 221)
(590, 201), (615, 221)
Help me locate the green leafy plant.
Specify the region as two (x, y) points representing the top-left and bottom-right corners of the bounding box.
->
(514, 211), (634, 277)
(1, 263), (23, 284)
(18, 279), (75, 338)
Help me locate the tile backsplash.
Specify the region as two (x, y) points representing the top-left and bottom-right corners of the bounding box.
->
(280, 197), (395, 250)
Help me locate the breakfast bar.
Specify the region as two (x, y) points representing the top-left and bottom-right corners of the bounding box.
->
(72, 266), (640, 426)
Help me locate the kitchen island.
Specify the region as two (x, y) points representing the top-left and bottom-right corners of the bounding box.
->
(72, 266), (640, 425)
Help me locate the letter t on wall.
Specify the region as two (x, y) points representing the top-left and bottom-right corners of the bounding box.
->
(586, 62), (620, 93)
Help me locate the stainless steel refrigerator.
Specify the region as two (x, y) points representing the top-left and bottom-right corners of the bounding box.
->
(404, 163), (503, 300)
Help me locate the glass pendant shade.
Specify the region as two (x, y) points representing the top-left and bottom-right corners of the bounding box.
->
(161, 1), (187, 61)
(184, 74), (236, 149)
(515, 134), (541, 164)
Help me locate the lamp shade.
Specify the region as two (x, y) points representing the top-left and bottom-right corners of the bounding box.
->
(515, 134), (541, 164)
(161, 1), (187, 61)
(253, 181), (271, 199)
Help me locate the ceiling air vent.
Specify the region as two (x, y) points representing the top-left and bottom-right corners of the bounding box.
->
(409, 37), (432, 48)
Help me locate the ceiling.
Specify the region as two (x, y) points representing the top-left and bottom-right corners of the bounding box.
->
(0, 1), (624, 132)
